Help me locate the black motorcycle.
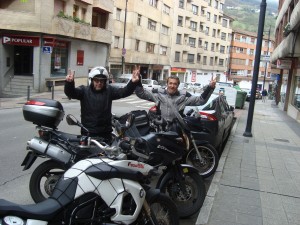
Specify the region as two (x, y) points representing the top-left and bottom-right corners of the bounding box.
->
(112, 113), (206, 218)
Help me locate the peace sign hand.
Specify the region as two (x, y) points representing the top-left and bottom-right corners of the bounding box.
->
(66, 69), (75, 82)
(131, 65), (140, 83)
(209, 75), (217, 88)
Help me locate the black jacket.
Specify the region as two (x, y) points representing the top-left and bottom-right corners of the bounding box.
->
(64, 80), (136, 135)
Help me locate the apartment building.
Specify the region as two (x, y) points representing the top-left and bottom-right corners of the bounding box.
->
(172, 0), (232, 85)
(110, 0), (173, 80)
(228, 29), (276, 91)
(271, 0), (300, 121)
(0, 0), (113, 96)
(110, 0), (232, 86)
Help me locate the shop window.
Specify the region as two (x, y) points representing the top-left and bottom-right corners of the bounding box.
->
(51, 41), (69, 77)
(14, 46), (33, 75)
(292, 75), (300, 109)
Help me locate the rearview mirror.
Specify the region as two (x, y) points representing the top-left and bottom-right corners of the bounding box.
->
(66, 114), (78, 126)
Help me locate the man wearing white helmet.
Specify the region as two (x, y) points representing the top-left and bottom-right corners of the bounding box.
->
(64, 66), (140, 142)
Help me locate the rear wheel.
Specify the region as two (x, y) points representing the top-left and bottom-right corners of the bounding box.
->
(29, 160), (66, 203)
(185, 144), (219, 178)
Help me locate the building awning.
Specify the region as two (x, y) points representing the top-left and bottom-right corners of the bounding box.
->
(271, 32), (300, 63)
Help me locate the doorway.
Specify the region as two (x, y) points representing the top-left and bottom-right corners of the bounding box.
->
(14, 45), (33, 76)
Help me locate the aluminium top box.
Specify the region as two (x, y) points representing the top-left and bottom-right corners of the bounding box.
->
(23, 98), (65, 128)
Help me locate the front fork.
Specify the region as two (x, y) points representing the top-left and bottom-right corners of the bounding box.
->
(189, 133), (204, 163)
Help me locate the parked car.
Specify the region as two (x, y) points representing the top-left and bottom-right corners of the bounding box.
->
(158, 80), (167, 89)
(178, 82), (189, 91)
(256, 90), (262, 99)
(141, 79), (160, 91)
(193, 83), (201, 91)
(184, 93), (235, 153)
(241, 88), (251, 101)
(111, 74), (132, 88)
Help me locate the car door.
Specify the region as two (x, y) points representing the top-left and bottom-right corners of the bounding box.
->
(220, 97), (234, 135)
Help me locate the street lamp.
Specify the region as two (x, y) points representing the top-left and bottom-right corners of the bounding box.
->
(262, 26), (271, 91)
(122, 0), (128, 74)
(243, 0), (267, 137)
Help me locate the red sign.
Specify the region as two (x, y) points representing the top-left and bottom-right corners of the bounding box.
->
(2, 35), (40, 46)
(77, 50), (84, 66)
(171, 67), (186, 72)
(191, 71), (196, 82)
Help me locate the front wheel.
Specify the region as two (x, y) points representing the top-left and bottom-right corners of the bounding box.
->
(185, 144), (219, 178)
(134, 192), (179, 225)
(29, 160), (66, 203)
(159, 172), (206, 218)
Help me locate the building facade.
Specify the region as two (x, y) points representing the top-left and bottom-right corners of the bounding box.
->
(271, 0), (300, 121)
(110, 0), (232, 87)
(228, 29), (277, 91)
(0, 0), (113, 96)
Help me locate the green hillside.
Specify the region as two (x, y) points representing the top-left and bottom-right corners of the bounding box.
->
(224, 0), (278, 37)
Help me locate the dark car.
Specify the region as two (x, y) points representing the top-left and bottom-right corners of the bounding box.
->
(184, 93), (235, 153)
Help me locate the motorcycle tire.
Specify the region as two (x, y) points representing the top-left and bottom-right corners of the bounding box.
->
(185, 143), (219, 178)
(29, 160), (66, 203)
(135, 192), (179, 225)
(158, 172), (206, 218)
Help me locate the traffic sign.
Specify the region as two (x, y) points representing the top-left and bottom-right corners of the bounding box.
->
(42, 46), (52, 54)
(261, 55), (270, 62)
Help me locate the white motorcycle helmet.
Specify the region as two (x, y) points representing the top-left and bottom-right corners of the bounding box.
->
(88, 66), (109, 85)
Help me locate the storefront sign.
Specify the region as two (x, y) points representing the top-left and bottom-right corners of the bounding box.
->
(2, 35), (40, 46)
(171, 67), (186, 72)
(277, 59), (292, 69)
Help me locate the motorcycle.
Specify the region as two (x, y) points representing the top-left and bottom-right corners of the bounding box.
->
(112, 113), (206, 218)
(1, 138), (179, 225)
(21, 98), (111, 203)
(121, 101), (219, 178)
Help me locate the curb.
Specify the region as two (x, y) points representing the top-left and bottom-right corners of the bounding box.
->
(195, 113), (241, 225)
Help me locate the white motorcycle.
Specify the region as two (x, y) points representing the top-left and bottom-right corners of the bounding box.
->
(0, 138), (179, 225)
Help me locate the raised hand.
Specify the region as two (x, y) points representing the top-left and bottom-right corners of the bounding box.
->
(66, 69), (75, 82)
(131, 65), (140, 83)
(209, 75), (217, 88)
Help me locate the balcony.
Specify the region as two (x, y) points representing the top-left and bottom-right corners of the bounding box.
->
(52, 17), (75, 37)
(75, 23), (91, 40)
(91, 27), (112, 44)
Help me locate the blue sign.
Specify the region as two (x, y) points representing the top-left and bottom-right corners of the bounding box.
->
(42, 46), (52, 54)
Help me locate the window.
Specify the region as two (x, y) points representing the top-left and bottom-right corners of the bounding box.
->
(92, 10), (109, 29)
(50, 40), (69, 77)
(114, 36), (119, 48)
(212, 29), (216, 37)
(137, 14), (141, 25)
(81, 8), (86, 21)
(205, 27), (209, 35)
(207, 12), (210, 21)
(116, 8), (121, 20)
(250, 37), (255, 44)
(211, 43), (215, 51)
(179, 0), (184, 8)
(203, 56), (207, 65)
(135, 40), (140, 51)
(197, 54), (201, 62)
(160, 45), (167, 55)
(148, 19), (156, 31)
(54, 0), (66, 15)
(210, 57), (214, 65)
(241, 36), (246, 42)
(189, 37), (196, 47)
(190, 21), (197, 31)
(149, 0), (158, 7)
(220, 45), (225, 53)
(219, 59), (224, 66)
(214, 15), (217, 23)
(222, 19), (227, 27)
(192, 5), (198, 15)
(219, 3), (223, 11)
(232, 58), (246, 65)
(188, 54), (194, 63)
(73, 5), (79, 18)
(250, 49), (254, 55)
(161, 25), (169, 35)
(178, 16), (183, 26)
(236, 47), (244, 53)
(176, 34), (182, 44)
(214, 0), (218, 9)
(198, 38), (202, 47)
(175, 51), (180, 62)
(163, 4), (170, 15)
(248, 59), (253, 66)
(221, 32), (226, 40)
(146, 42), (155, 53)
(204, 41), (208, 50)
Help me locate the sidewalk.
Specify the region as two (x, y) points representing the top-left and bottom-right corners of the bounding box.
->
(197, 100), (300, 225)
(0, 91), (70, 109)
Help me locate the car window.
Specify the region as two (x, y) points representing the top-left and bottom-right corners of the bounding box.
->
(115, 78), (130, 83)
(142, 80), (151, 85)
(202, 98), (217, 110)
(153, 80), (158, 85)
(221, 97), (230, 111)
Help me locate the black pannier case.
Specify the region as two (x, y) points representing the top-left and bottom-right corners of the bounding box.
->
(23, 98), (64, 128)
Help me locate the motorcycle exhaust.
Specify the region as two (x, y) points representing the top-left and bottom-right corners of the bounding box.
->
(27, 137), (71, 164)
